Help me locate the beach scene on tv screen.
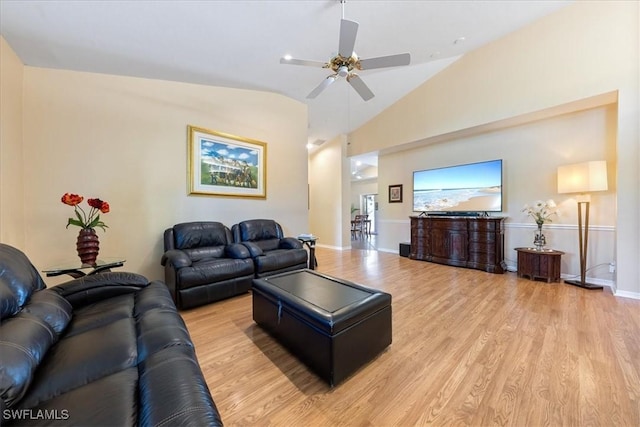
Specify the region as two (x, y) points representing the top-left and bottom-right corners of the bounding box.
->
(413, 160), (502, 212)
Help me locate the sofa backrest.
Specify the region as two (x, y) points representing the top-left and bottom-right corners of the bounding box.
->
(0, 244), (47, 320)
(0, 244), (73, 409)
(164, 222), (232, 260)
(232, 219), (284, 252)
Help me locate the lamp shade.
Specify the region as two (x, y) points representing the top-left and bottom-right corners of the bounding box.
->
(557, 160), (608, 194)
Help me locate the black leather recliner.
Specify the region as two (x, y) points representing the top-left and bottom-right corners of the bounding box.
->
(162, 221), (255, 310)
(232, 219), (308, 278)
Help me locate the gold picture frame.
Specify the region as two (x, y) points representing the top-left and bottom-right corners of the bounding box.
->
(188, 125), (267, 198)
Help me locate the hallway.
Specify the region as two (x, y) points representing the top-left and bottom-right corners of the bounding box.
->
(350, 233), (378, 251)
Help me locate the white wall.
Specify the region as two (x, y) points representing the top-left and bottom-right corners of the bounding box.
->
(17, 67), (308, 283)
(376, 105), (616, 284)
(348, 2), (639, 296)
(0, 37), (25, 247)
(309, 135), (350, 250)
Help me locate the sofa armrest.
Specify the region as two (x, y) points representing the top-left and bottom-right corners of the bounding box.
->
(161, 249), (192, 268)
(241, 242), (264, 257)
(52, 271), (149, 308)
(226, 243), (251, 259)
(280, 237), (303, 250)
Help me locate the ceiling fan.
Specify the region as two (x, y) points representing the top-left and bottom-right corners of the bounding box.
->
(280, 0), (411, 102)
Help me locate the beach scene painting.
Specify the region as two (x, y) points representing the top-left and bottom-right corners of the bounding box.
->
(188, 126), (266, 198)
(413, 160), (502, 212)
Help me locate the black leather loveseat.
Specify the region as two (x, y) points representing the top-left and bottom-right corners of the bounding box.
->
(0, 243), (222, 426)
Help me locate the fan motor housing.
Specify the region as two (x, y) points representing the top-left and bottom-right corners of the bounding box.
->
(328, 53), (361, 74)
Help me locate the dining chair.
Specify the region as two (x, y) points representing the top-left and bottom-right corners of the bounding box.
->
(352, 214), (368, 239)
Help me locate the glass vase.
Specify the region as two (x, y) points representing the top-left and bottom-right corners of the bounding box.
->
(533, 222), (546, 251)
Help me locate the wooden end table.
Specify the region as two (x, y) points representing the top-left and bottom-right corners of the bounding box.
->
(515, 248), (564, 283)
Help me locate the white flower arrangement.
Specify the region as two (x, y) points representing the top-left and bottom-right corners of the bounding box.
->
(522, 199), (558, 225)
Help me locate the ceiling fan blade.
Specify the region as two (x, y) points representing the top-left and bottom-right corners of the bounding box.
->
(347, 74), (374, 101)
(358, 53), (411, 70)
(280, 57), (327, 67)
(338, 19), (359, 58)
(307, 75), (337, 99)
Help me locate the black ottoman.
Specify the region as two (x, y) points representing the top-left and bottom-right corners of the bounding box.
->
(252, 269), (392, 386)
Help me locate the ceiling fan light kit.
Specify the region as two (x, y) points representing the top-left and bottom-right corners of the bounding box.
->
(280, 1), (411, 101)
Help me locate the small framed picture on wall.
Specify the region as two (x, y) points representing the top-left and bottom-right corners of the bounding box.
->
(388, 184), (403, 203)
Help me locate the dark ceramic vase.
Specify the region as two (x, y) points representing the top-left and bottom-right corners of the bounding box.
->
(77, 228), (99, 266)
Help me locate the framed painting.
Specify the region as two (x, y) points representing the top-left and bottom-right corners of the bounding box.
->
(389, 184), (403, 203)
(188, 125), (267, 198)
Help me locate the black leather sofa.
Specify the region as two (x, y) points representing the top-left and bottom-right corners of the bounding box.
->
(162, 221), (255, 310)
(232, 219), (308, 278)
(0, 243), (222, 426)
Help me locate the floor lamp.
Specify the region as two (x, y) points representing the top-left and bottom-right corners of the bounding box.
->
(557, 160), (608, 290)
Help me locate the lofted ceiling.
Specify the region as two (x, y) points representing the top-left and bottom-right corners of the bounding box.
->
(1, 1), (572, 149)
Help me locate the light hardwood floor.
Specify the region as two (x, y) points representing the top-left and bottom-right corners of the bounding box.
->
(181, 248), (640, 426)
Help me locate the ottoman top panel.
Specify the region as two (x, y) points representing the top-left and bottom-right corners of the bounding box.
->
(262, 270), (371, 312)
(253, 270), (391, 334)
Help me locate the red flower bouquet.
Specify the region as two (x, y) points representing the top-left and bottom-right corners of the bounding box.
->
(61, 193), (110, 231)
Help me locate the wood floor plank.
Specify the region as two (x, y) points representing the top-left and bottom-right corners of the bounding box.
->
(180, 247), (640, 426)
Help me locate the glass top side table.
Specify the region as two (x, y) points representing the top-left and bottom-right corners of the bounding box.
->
(42, 257), (126, 278)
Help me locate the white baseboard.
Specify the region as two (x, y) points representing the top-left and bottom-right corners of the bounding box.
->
(506, 265), (619, 292)
(341, 246), (640, 299)
(613, 289), (640, 300)
(316, 243), (349, 251)
(377, 247), (398, 254)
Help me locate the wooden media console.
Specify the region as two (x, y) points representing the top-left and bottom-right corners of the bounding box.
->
(409, 216), (506, 274)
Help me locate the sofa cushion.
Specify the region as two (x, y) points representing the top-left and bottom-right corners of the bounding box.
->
(136, 282), (223, 424)
(19, 316), (138, 409)
(1, 313), (58, 408)
(13, 368), (139, 426)
(0, 245), (46, 320)
(21, 290), (73, 335)
(62, 294), (133, 338)
(0, 290), (72, 409)
(252, 238), (281, 252)
(236, 219), (281, 242)
(172, 222), (230, 250)
(138, 345), (220, 427)
(182, 246), (226, 262)
(254, 249), (308, 274)
(177, 258), (254, 289)
(51, 272), (149, 311)
(135, 288), (193, 361)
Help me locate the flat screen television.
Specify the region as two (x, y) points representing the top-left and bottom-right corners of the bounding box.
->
(412, 159), (503, 213)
